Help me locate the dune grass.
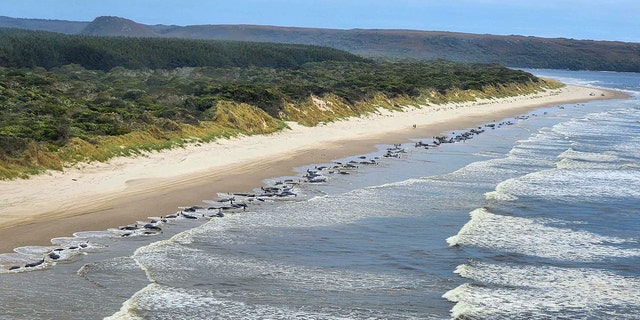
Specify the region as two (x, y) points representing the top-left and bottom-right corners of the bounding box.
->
(0, 78), (561, 180)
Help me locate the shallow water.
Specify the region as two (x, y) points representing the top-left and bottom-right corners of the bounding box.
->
(1, 69), (638, 319)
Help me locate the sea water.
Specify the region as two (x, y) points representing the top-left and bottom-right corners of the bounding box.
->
(0, 70), (638, 319)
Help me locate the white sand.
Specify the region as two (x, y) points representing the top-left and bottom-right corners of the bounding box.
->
(0, 85), (619, 240)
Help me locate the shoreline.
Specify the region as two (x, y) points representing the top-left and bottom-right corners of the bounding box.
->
(0, 85), (627, 253)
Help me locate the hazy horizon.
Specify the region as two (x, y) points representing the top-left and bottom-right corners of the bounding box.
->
(1, 0), (639, 43)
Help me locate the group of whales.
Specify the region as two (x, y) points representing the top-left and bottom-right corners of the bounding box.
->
(6, 114), (539, 272)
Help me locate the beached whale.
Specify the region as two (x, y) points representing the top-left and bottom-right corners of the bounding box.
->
(144, 224), (162, 231)
(359, 157), (378, 165)
(180, 212), (199, 219)
(206, 210), (225, 218)
(307, 176), (327, 183)
(24, 259), (45, 268)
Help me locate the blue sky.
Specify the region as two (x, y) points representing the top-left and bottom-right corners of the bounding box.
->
(2, 0), (639, 42)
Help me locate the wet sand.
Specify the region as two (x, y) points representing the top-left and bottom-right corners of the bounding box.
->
(0, 85), (626, 253)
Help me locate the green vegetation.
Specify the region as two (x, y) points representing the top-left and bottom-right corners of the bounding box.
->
(0, 28), (366, 70)
(0, 30), (557, 179)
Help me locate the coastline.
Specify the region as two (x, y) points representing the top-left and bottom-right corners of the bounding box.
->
(0, 85), (626, 253)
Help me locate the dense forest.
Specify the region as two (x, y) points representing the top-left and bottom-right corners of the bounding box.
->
(0, 30), (556, 179)
(0, 28), (366, 70)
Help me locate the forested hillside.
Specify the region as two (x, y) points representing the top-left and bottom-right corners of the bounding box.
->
(0, 29), (557, 179)
(0, 28), (365, 71)
(2, 15), (639, 72)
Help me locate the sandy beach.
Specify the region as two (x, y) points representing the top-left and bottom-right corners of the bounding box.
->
(0, 85), (626, 253)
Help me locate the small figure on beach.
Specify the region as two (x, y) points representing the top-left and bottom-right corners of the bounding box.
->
(412, 124), (416, 128)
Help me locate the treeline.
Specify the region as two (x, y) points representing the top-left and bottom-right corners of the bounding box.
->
(0, 28), (367, 70)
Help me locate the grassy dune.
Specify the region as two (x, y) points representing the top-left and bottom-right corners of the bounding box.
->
(0, 32), (555, 179)
(0, 74), (560, 180)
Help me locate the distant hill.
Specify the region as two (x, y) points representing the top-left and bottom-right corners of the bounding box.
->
(81, 16), (156, 37)
(0, 16), (87, 34)
(2, 15), (640, 72)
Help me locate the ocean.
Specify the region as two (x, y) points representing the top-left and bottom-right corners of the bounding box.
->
(0, 69), (638, 319)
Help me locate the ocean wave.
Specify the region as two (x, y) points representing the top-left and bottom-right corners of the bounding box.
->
(490, 166), (640, 203)
(556, 148), (621, 169)
(444, 261), (640, 319)
(107, 282), (426, 320)
(119, 228), (432, 319)
(552, 108), (640, 140)
(483, 190), (518, 202)
(447, 208), (640, 261)
(364, 177), (425, 190)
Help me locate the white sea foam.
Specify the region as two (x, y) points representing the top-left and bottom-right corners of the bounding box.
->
(111, 283), (412, 320)
(556, 148), (621, 169)
(135, 236), (422, 293)
(490, 164), (640, 204)
(445, 261), (640, 319)
(447, 208), (640, 261)
(12, 245), (57, 255)
(365, 177), (424, 189)
(526, 169), (638, 199)
(72, 230), (122, 238)
(197, 184), (425, 230)
(446, 158), (516, 181)
(483, 190), (518, 201)
(480, 108), (640, 203)
(508, 128), (571, 157)
(131, 225), (213, 283)
(123, 227), (431, 319)
(552, 108), (640, 140)
(555, 157), (620, 170)
(508, 139), (568, 160)
(614, 143), (640, 160)
(308, 194), (329, 201)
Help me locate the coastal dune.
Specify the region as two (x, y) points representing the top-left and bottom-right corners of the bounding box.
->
(0, 84), (623, 252)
